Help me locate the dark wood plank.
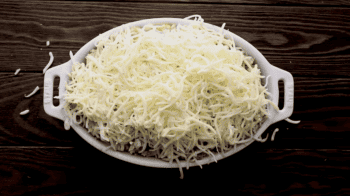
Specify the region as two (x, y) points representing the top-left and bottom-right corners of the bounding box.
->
(0, 1), (349, 194)
(0, 147), (350, 195)
(0, 2), (349, 77)
(26, 0), (350, 6)
(0, 72), (86, 146)
(0, 72), (349, 149)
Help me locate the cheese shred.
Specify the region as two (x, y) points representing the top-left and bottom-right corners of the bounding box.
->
(25, 86), (40, 98)
(271, 128), (279, 141)
(285, 118), (300, 124)
(69, 51), (75, 63)
(20, 109), (30, 115)
(14, 68), (20, 75)
(270, 118), (300, 141)
(63, 15), (281, 179)
(43, 52), (54, 74)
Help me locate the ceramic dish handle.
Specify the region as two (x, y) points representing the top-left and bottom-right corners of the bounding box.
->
(43, 61), (71, 121)
(268, 64), (294, 123)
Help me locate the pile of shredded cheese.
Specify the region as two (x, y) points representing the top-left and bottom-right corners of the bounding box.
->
(63, 15), (280, 179)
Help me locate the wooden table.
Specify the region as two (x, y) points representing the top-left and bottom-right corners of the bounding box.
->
(1, 0), (350, 194)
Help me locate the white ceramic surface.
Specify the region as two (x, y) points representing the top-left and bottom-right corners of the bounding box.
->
(43, 17), (294, 168)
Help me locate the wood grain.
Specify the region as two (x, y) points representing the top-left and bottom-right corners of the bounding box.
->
(0, 2), (350, 77)
(0, 0), (350, 194)
(26, 0), (350, 6)
(0, 147), (349, 195)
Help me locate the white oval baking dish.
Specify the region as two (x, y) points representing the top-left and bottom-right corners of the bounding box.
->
(43, 17), (294, 169)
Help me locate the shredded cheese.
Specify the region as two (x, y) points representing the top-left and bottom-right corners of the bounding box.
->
(285, 118), (300, 124)
(64, 118), (71, 130)
(269, 118), (300, 141)
(14, 68), (20, 75)
(254, 133), (269, 142)
(43, 52), (54, 74)
(264, 75), (270, 88)
(25, 86), (40, 98)
(104, 145), (113, 152)
(271, 128), (279, 141)
(69, 51), (75, 63)
(20, 109), (30, 115)
(63, 15), (281, 179)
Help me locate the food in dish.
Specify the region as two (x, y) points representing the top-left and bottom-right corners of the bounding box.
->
(63, 15), (279, 178)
